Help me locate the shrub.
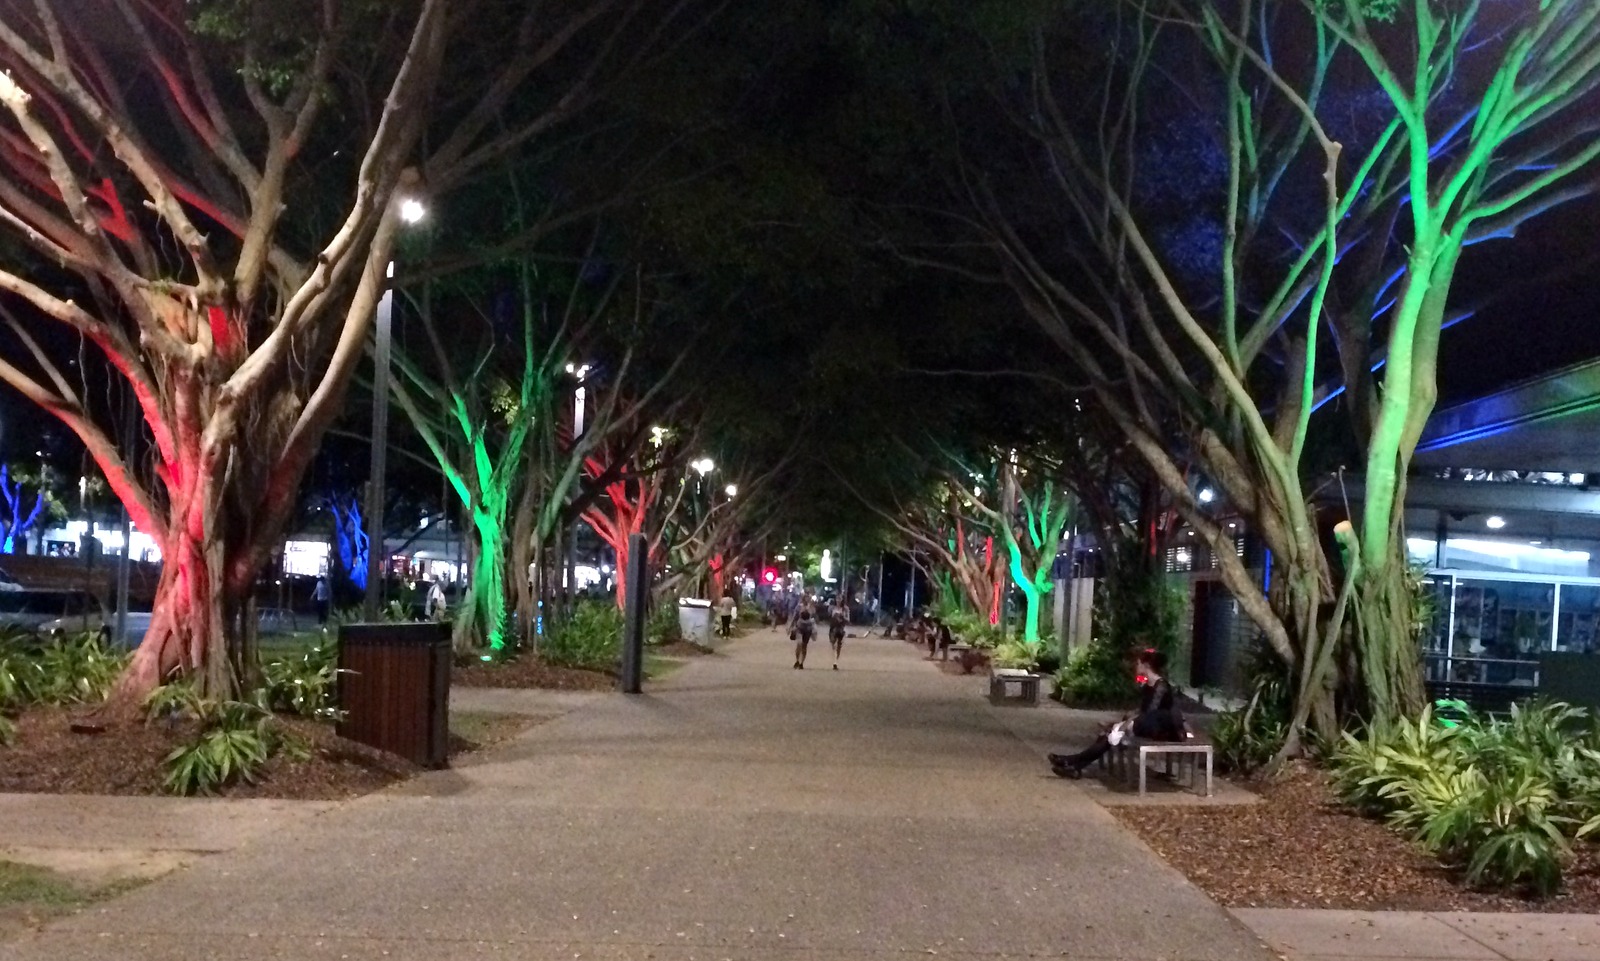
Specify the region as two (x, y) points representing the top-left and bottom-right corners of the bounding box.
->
(543, 602), (623, 670)
(144, 679), (205, 724)
(954, 647), (990, 674)
(1329, 701), (1600, 896)
(1211, 640), (1292, 775)
(1092, 566), (1185, 678)
(0, 632), (127, 708)
(993, 637), (1046, 671)
(964, 622), (1004, 649)
(0, 649), (26, 709)
(1211, 690), (1290, 775)
(1052, 639), (1139, 708)
(161, 697), (305, 796)
(647, 604), (683, 646)
(940, 608), (982, 639)
(259, 642), (344, 720)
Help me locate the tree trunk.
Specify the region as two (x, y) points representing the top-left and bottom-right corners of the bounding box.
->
(611, 534), (632, 611)
(1352, 553), (1426, 725)
(1018, 581), (1043, 642)
(511, 472), (538, 651)
(456, 505), (508, 653)
(113, 498), (232, 706)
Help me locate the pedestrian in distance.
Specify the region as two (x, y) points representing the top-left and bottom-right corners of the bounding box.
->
(425, 580), (449, 621)
(718, 592), (737, 637)
(789, 599), (817, 669)
(313, 575), (332, 627)
(828, 596), (850, 669)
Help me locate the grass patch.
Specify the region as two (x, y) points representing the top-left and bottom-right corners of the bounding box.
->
(644, 654), (688, 681)
(256, 631), (325, 659)
(0, 861), (88, 908)
(0, 859), (145, 908)
(449, 711), (534, 752)
(0, 859), (149, 941)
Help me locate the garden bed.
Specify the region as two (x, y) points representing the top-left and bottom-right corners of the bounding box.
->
(453, 656), (616, 691)
(651, 640), (715, 658)
(1113, 765), (1600, 912)
(0, 707), (528, 800)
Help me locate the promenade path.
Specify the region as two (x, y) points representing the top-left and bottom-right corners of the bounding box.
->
(0, 629), (1274, 961)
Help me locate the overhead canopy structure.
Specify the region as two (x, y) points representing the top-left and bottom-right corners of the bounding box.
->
(1415, 358), (1600, 474)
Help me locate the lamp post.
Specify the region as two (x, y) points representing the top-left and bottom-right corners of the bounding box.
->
(362, 197), (427, 621)
(563, 364), (590, 619)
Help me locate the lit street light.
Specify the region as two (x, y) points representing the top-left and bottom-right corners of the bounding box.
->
(363, 196), (428, 620)
(725, 484), (738, 497)
(692, 458), (715, 476)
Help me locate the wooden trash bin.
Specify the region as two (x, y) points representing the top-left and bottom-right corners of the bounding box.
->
(336, 622), (451, 768)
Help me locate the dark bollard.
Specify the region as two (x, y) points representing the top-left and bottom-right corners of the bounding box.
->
(619, 531), (647, 694)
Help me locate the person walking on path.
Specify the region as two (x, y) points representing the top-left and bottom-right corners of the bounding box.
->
(717, 592), (738, 637)
(827, 596), (850, 669)
(313, 575), (332, 627)
(789, 599), (817, 669)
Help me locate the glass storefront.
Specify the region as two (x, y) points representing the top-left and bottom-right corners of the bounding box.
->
(1420, 572), (1600, 695)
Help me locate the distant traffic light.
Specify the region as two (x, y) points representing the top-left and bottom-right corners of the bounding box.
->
(761, 568), (778, 585)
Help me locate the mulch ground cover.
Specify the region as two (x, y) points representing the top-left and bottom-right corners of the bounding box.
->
(1113, 764), (1600, 913)
(0, 707), (531, 800)
(452, 642), (712, 691)
(651, 641), (715, 658)
(452, 657), (616, 691)
(0, 708), (418, 799)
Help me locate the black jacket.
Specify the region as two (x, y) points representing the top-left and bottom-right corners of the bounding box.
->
(1131, 677), (1184, 742)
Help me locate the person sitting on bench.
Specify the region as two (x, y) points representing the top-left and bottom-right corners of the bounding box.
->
(1048, 650), (1184, 779)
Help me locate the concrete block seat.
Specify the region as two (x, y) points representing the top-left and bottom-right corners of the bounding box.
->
(988, 667), (1041, 705)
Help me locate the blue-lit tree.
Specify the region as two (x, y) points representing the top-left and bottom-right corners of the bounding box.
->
(326, 494), (369, 593)
(0, 464), (55, 554)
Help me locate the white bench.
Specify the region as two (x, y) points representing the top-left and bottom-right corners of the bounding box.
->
(1104, 739), (1214, 796)
(989, 668), (1041, 705)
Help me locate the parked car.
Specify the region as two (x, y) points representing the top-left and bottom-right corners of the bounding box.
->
(39, 607), (153, 646)
(0, 589), (103, 635)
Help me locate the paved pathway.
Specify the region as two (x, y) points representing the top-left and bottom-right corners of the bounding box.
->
(1, 629), (1273, 960)
(1239, 907), (1600, 961)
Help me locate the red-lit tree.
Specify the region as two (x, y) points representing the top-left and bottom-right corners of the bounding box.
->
(0, 0), (699, 701)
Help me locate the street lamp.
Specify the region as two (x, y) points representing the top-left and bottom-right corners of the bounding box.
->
(692, 458), (715, 476)
(363, 196), (427, 620)
(724, 484), (738, 497)
(561, 362), (593, 620)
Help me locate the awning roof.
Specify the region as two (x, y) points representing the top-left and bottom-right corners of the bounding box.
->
(1415, 358), (1600, 473)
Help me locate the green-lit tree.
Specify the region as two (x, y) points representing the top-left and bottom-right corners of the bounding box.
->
(956, 0), (1600, 743)
(389, 261), (681, 652)
(948, 452), (1071, 644)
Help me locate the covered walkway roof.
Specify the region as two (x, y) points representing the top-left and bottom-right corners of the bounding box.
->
(1415, 358), (1600, 473)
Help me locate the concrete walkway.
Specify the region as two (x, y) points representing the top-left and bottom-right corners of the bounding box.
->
(1, 629), (1273, 960)
(1238, 907), (1600, 961)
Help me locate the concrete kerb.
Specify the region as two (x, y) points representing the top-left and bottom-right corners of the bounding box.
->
(1232, 908), (1600, 961)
